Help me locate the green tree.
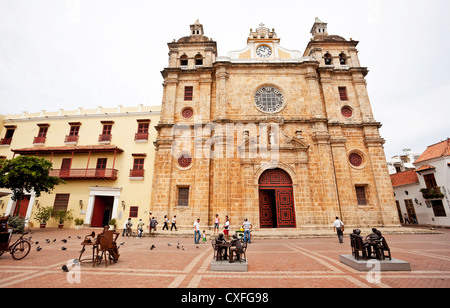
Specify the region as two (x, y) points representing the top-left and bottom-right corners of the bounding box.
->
(0, 156), (65, 216)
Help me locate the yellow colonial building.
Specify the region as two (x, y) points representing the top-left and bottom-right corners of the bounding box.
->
(0, 105), (160, 229)
(151, 19), (400, 230)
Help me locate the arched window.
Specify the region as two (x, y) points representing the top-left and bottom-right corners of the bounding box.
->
(180, 55), (188, 66)
(194, 54), (203, 66)
(324, 53), (332, 65)
(339, 53), (347, 65)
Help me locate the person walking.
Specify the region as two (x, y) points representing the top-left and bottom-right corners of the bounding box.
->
(149, 217), (158, 236)
(194, 218), (201, 244)
(171, 215), (177, 231)
(214, 214), (220, 235)
(403, 213), (410, 224)
(333, 216), (345, 243)
(223, 216), (230, 240)
(122, 219), (128, 237)
(137, 219), (144, 238)
(162, 215), (169, 230)
(242, 218), (252, 244)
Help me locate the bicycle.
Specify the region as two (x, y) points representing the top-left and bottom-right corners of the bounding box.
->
(0, 231), (32, 260)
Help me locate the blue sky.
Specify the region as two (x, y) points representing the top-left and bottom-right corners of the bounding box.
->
(0, 0), (449, 158)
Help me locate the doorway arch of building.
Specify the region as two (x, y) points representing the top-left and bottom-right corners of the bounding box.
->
(258, 168), (296, 228)
(85, 187), (121, 227)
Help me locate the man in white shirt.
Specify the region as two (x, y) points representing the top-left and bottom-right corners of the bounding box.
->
(194, 218), (201, 244)
(242, 218), (252, 244)
(333, 217), (345, 243)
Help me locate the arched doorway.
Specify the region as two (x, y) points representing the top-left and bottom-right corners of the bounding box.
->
(259, 168), (296, 228)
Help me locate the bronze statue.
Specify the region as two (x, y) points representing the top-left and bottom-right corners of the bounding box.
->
(214, 233), (228, 261)
(349, 228), (391, 261)
(229, 234), (244, 263)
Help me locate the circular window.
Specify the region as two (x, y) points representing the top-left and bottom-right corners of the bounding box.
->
(341, 106), (353, 118)
(349, 152), (363, 167)
(254, 86), (284, 113)
(178, 154), (192, 168)
(181, 107), (194, 119)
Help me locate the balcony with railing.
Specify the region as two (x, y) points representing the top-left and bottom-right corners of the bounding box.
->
(50, 168), (118, 180)
(129, 169), (145, 178)
(98, 134), (112, 143)
(0, 138), (12, 146)
(134, 132), (149, 141)
(65, 135), (79, 143)
(420, 187), (445, 199)
(33, 136), (46, 144)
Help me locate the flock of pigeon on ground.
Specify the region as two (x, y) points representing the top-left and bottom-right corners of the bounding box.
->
(30, 235), (196, 253)
(27, 234), (198, 273)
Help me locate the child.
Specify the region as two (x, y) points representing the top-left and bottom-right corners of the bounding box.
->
(202, 230), (207, 244)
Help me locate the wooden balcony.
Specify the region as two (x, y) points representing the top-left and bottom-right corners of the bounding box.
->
(33, 136), (46, 144)
(134, 132), (149, 141)
(65, 135), (79, 143)
(50, 168), (118, 180)
(0, 138), (12, 145)
(129, 169), (145, 178)
(98, 134), (112, 142)
(420, 187), (445, 199)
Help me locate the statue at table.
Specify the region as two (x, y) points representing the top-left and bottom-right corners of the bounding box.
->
(215, 233), (228, 260)
(229, 234), (244, 263)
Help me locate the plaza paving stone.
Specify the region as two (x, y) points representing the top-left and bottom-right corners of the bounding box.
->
(0, 226), (449, 289)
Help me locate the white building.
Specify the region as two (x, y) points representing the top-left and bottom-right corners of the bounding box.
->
(391, 139), (450, 227)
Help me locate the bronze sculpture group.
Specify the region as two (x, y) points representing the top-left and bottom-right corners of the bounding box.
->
(212, 233), (247, 263)
(350, 228), (391, 261)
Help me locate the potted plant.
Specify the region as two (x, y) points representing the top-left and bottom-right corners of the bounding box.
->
(108, 218), (116, 231)
(74, 218), (84, 229)
(34, 206), (54, 228)
(53, 209), (74, 228)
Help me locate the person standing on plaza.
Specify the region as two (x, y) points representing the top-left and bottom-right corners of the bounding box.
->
(202, 230), (207, 244)
(162, 215), (169, 230)
(194, 218), (201, 244)
(137, 219), (144, 238)
(333, 216), (345, 243)
(149, 217), (158, 236)
(171, 215), (177, 231)
(126, 218), (133, 238)
(242, 218), (252, 244)
(214, 214), (220, 235)
(223, 216), (230, 240)
(122, 219), (129, 237)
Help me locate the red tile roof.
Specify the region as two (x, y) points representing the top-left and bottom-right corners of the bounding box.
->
(416, 164), (436, 172)
(415, 138), (450, 163)
(390, 170), (419, 187)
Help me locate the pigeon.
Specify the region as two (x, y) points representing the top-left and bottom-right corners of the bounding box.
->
(61, 246), (67, 250)
(167, 243), (171, 246)
(150, 245), (155, 250)
(77, 236), (81, 239)
(182, 246), (185, 250)
(53, 239), (56, 242)
(46, 239), (50, 244)
(61, 239), (67, 243)
(62, 265), (69, 272)
(177, 245), (180, 249)
(68, 236), (71, 239)
(120, 242), (125, 246)
(196, 245), (199, 249)
(36, 246), (42, 251)
(35, 241), (39, 245)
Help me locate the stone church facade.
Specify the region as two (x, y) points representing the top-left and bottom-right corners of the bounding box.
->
(151, 19), (400, 230)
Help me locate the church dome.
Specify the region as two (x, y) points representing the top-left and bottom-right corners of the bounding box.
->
(177, 35), (210, 43)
